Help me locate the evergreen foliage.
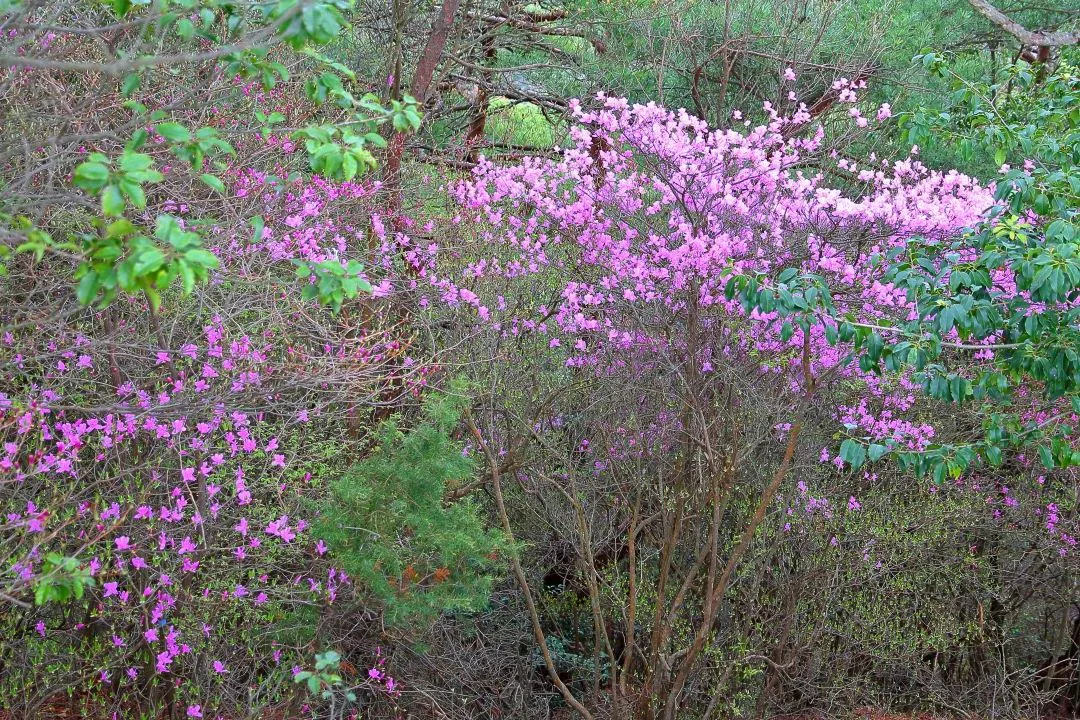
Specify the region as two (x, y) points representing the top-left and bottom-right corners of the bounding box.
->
(316, 382), (506, 625)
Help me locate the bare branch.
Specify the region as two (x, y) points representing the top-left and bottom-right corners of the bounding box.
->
(967, 0), (1078, 46)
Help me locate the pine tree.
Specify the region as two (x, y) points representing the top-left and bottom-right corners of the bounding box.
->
(316, 380), (506, 625)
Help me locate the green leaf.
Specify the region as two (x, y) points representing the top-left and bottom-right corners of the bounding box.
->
(119, 179), (146, 209)
(155, 122), (190, 143)
(119, 152), (153, 172)
(102, 185), (126, 216)
(126, 129), (148, 152)
(341, 152), (358, 181)
(184, 248), (219, 269)
(75, 271), (98, 305)
(116, 259), (135, 291)
(120, 73), (140, 97)
(154, 214), (180, 239)
(133, 247), (166, 275)
(1038, 445), (1055, 470)
(838, 439), (867, 470)
(200, 174), (226, 193)
(73, 162), (110, 192)
(176, 17), (195, 38)
(123, 100), (148, 115)
(178, 260), (196, 293)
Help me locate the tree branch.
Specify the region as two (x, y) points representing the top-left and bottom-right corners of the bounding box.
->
(465, 414), (594, 720)
(967, 0), (1078, 46)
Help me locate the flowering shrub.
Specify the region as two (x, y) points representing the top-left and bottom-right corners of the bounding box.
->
(0, 1), (431, 715)
(371, 79), (1079, 717)
(0, 239), (413, 716)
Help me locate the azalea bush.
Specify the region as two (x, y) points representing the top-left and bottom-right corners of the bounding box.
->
(0, 0), (439, 717)
(0, 152), (421, 716)
(373, 74), (1078, 717)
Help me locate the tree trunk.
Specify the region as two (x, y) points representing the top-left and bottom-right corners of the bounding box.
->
(383, 0), (462, 225)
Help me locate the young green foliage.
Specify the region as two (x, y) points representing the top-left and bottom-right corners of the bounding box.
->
(73, 215), (219, 310)
(32, 554), (95, 606)
(293, 258), (372, 313)
(293, 650), (355, 702)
